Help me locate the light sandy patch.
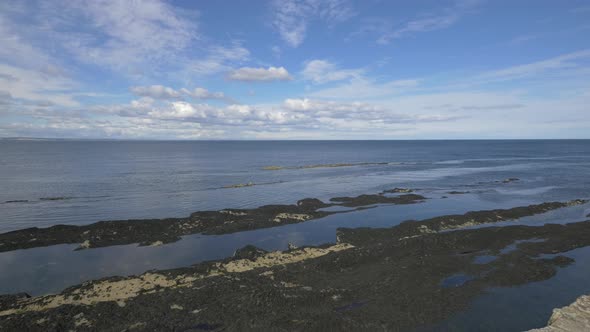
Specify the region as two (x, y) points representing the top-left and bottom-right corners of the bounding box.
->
(219, 243), (354, 273)
(0, 244), (353, 317)
(273, 213), (311, 223)
(78, 240), (91, 249)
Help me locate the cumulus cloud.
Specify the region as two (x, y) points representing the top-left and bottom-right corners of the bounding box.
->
(271, 0), (355, 47)
(301, 59), (363, 84)
(181, 88), (226, 100)
(227, 66), (292, 82)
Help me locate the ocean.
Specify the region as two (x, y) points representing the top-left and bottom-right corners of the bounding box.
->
(1, 140), (589, 330)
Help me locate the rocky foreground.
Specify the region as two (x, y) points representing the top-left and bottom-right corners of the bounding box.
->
(529, 295), (590, 331)
(1, 200), (589, 331)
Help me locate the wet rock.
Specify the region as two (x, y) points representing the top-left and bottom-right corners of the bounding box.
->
(382, 188), (413, 194)
(262, 162), (390, 171)
(330, 193), (425, 207)
(39, 197), (73, 201)
(337, 199), (587, 246)
(232, 245), (268, 261)
(3, 217), (590, 331)
(0, 191), (426, 253)
(447, 191), (470, 195)
(4, 200), (28, 203)
(500, 178), (520, 183)
(0, 293), (30, 310)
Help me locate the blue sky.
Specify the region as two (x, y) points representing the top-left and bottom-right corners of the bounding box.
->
(0, 0), (589, 139)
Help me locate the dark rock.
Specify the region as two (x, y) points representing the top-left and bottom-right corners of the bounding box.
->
(0, 191), (427, 253)
(0, 292), (30, 310)
(3, 211), (590, 331)
(39, 197), (73, 201)
(382, 188), (413, 194)
(232, 245), (268, 261)
(330, 194), (425, 207)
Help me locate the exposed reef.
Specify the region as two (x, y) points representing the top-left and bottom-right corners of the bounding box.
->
(1, 203), (590, 331)
(39, 197), (74, 201)
(0, 192), (425, 252)
(220, 181), (283, 189)
(262, 162), (390, 171)
(330, 193), (425, 207)
(382, 188), (414, 194)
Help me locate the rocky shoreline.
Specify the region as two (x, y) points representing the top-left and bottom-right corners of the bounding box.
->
(1, 200), (589, 331)
(529, 295), (590, 331)
(0, 191), (425, 252)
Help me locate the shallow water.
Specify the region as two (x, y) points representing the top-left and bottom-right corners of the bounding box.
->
(1, 140), (590, 330)
(432, 246), (590, 331)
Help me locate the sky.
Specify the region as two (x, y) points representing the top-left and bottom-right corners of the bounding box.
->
(0, 0), (589, 140)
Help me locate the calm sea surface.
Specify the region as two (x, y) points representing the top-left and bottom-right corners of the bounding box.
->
(1, 140), (589, 331)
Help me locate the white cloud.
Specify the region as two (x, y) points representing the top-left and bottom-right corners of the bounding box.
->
(6, 87), (590, 139)
(58, 0), (198, 69)
(227, 66), (292, 82)
(301, 59), (363, 84)
(271, 0), (354, 47)
(181, 88), (226, 100)
(0, 64), (79, 107)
